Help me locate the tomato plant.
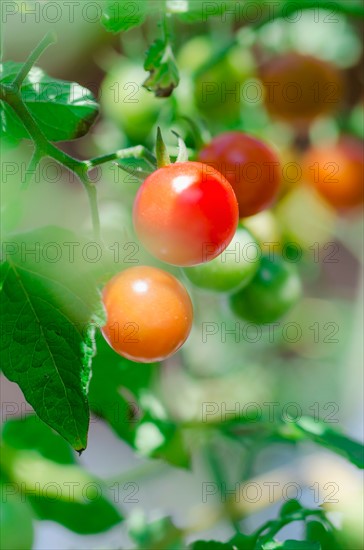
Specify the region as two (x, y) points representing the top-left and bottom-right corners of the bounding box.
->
(101, 266), (193, 362)
(229, 255), (302, 324)
(198, 132), (281, 217)
(182, 225), (260, 292)
(302, 136), (364, 211)
(1, 2), (363, 549)
(133, 161), (239, 266)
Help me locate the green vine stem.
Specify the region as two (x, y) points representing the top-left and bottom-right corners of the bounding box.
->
(0, 33), (161, 241)
(87, 145), (157, 169)
(14, 32), (57, 88)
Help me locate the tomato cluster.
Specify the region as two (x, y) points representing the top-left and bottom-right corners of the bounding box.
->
(101, 129), (304, 363)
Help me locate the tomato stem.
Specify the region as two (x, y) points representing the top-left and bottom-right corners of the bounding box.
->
(156, 126), (171, 168)
(13, 31), (57, 88)
(87, 145), (157, 169)
(171, 130), (189, 163)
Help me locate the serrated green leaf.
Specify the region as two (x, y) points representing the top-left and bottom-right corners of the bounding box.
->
(143, 39), (179, 97)
(0, 62), (99, 142)
(1, 416), (122, 534)
(294, 417), (364, 469)
(0, 226), (104, 450)
(101, 0), (147, 33)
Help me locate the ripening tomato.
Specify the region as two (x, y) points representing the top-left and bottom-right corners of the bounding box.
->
(229, 255), (302, 324)
(182, 226), (260, 292)
(259, 53), (344, 125)
(133, 162), (239, 266)
(198, 132), (281, 217)
(302, 137), (364, 211)
(101, 266), (193, 362)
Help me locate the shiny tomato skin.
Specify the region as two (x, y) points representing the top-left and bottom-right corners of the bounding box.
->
(133, 162), (239, 266)
(198, 132), (281, 217)
(101, 266), (193, 363)
(302, 137), (364, 211)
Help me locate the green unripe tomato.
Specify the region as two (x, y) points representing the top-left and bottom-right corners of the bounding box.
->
(178, 36), (256, 124)
(100, 59), (161, 142)
(229, 255), (302, 323)
(182, 226), (260, 292)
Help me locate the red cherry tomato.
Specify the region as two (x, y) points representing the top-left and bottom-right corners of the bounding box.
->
(133, 161), (239, 266)
(101, 266), (193, 363)
(302, 137), (364, 211)
(198, 132), (281, 217)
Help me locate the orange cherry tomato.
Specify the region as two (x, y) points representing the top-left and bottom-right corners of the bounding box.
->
(302, 137), (364, 211)
(101, 266), (193, 363)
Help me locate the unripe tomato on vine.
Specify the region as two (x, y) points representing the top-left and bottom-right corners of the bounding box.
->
(302, 137), (364, 212)
(229, 255), (302, 324)
(178, 35), (256, 124)
(182, 225), (260, 293)
(100, 59), (162, 143)
(259, 53), (344, 125)
(133, 151), (239, 265)
(198, 131), (281, 217)
(101, 266), (193, 363)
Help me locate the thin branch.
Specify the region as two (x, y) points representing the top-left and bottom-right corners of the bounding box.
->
(14, 32), (57, 88)
(22, 148), (43, 190)
(87, 145), (157, 169)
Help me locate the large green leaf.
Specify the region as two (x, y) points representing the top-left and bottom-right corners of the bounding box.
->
(0, 62), (99, 142)
(1, 416), (122, 534)
(0, 226), (104, 450)
(101, 0), (147, 33)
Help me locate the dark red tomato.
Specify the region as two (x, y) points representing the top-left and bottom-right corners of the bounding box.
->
(101, 266), (193, 363)
(259, 53), (344, 124)
(133, 161), (239, 266)
(198, 132), (281, 218)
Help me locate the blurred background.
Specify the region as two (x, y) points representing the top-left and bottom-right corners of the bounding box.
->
(1, 1), (363, 549)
